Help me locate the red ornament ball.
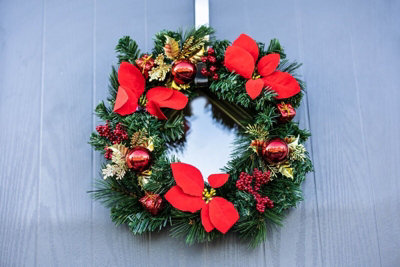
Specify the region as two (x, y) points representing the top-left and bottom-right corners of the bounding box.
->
(125, 147), (152, 172)
(171, 60), (197, 84)
(263, 139), (288, 163)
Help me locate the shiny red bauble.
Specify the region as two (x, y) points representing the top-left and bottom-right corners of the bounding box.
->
(263, 139), (289, 163)
(125, 147), (152, 172)
(171, 60), (197, 84)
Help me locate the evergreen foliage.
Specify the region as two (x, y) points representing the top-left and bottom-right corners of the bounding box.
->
(89, 26), (312, 248)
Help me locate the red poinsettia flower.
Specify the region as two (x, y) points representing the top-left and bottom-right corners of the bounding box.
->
(114, 62), (188, 119)
(224, 34), (301, 100)
(165, 163), (239, 234)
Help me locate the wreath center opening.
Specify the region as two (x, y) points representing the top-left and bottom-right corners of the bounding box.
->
(174, 96), (237, 179)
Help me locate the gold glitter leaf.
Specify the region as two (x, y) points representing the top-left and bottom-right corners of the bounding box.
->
(164, 36), (180, 60)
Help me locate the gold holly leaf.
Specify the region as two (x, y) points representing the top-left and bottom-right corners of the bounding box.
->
(179, 36), (206, 61)
(180, 36), (194, 56)
(279, 164), (294, 179)
(287, 136), (307, 161)
(146, 137), (154, 151)
(148, 54), (171, 82)
(169, 80), (190, 90)
(286, 135), (299, 149)
(102, 145), (128, 180)
(164, 36), (180, 60)
(111, 144), (129, 156)
(138, 170), (152, 188)
(130, 130), (155, 152)
(189, 46), (205, 63)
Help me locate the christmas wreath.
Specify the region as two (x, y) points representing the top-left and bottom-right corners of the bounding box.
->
(89, 26), (313, 247)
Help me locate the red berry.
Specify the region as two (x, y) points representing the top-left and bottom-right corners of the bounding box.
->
(96, 122), (128, 144)
(104, 148), (113, 159)
(212, 73), (219, 81)
(208, 56), (216, 63)
(207, 47), (215, 55)
(200, 68), (209, 76)
(236, 169), (273, 213)
(201, 56), (208, 63)
(209, 65), (217, 73)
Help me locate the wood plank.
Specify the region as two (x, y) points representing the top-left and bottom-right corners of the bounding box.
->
(298, 0), (382, 265)
(0, 0), (44, 266)
(36, 0), (94, 265)
(347, 0), (400, 266)
(91, 1), (149, 265)
(1, 0), (399, 266)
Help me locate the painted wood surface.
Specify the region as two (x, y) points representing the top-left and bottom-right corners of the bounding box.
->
(1, 0), (399, 266)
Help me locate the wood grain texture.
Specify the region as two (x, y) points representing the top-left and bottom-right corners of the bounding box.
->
(346, 1), (400, 266)
(92, 1), (149, 265)
(36, 0), (94, 265)
(0, 0), (44, 266)
(0, 0), (399, 266)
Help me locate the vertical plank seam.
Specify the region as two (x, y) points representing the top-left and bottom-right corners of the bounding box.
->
(144, 1), (150, 263)
(91, 0), (97, 266)
(348, 35), (382, 267)
(294, 0), (324, 264)
(35, 0), (47, 265)
(144, 0), (148, 51)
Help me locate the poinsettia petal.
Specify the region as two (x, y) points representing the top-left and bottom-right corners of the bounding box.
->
(164, 186), (205, 213)
(146, 100), (167, 120)
(224, 46), (254, 79)
(201, 203), (215, 232)
(170, 163), (204, 196)
(145, 87), (174, 103)
(262, 71), (301, 99)
(118, 62), (145, 99)
(232, 34), (259, 63)
(147, 87), (188, 110)
(113, 86), (139, 115)
(257, 54), (280, 77)
(208, 174), (229, 188)
(167, 90), (189, 109)
(145, 87), (188, 119)
(245, 79), (264, 100)
(209, 197), (239, 234)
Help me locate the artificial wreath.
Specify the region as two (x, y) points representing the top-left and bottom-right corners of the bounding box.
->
(89, 26), (313, 247)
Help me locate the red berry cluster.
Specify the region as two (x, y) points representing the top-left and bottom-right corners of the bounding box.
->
(236, 169), (274, 213)
(104, 148), (113, 160)
(96, 121), (129, 144)
(200, 47), (219, 81)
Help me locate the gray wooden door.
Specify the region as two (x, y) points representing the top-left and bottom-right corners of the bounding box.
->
(1, 0), (399, 266)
